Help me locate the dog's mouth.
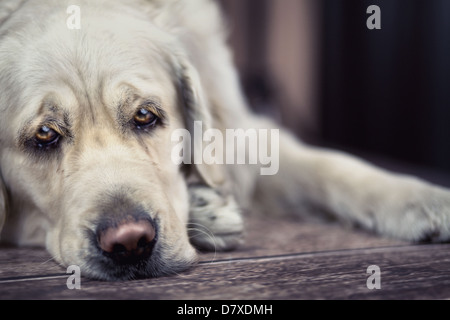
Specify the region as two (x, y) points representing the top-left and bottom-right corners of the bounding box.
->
(85, 242), (168, 281)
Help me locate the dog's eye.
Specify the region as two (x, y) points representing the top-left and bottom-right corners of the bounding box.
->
(134, 108), (158, 129)
(35, 125), (60, 148)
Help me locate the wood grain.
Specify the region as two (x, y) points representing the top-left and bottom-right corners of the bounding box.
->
(1, 216), (448, 300)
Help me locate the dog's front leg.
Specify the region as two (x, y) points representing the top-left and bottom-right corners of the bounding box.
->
(254, 130), (450, 242)
(187, 184), (244, 251)
(305, 147), (450, 242)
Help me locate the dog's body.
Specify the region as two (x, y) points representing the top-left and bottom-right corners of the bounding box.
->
(1, 0), (450, 280)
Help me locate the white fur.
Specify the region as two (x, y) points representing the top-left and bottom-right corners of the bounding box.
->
(1, 0), (450, 280)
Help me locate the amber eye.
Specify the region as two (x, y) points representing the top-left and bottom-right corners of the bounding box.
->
(35, 125), (60, 148)
(133, 108), (158, 129)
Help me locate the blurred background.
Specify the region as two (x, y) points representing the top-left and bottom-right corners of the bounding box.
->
(218, 0), (450, 185)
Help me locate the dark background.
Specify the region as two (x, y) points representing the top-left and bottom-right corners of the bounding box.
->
(219, 0), (450, 179)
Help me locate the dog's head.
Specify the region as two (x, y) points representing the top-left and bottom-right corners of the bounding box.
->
(0, 0), (225, 280)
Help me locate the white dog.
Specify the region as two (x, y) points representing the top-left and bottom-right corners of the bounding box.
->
(1, 0), (449, 280)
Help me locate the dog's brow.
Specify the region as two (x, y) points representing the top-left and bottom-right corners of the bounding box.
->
(37, 99), (59, 116)
(119, 90), (164, 114)
(117, 86), (154, 107)
(17, 99), (72, 142)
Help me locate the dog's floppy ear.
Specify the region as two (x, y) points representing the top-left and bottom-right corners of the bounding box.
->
(171, 52), (225, 187)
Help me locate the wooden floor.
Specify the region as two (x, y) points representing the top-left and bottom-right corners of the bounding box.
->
(1, 215), (450, 300)
(2, 157), (450, 300)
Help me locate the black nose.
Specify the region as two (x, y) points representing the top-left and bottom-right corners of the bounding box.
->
(97, 217), (156, 264)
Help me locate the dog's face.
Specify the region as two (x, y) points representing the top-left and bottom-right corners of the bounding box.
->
(0, 2), (211, 280)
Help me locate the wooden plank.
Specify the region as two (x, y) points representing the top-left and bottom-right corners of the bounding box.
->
(199, 216), (407, 261)
(0, 216), (431, 300)
(0, 246), (60, 279)
(0, 217), (405, 279)
(1, 244), (449, 299)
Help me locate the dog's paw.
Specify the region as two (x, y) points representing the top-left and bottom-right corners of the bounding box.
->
(412, 186), (450, 243)
(188, 185), (244, 252)
(373, 180), (450, 243)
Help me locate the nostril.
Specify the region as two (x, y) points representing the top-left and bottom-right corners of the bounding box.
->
(97, 218), (156, 264)
(112, 243), (127, 254)
(137, 236), (150, 248)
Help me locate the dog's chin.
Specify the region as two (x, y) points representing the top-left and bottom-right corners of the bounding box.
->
(83, 249), (197, 281)
(75, 243), (198, 281)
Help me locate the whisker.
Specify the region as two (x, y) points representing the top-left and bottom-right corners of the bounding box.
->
(39, 256), (58, 266)
(164, 223), (219, 279)
(186, 223), (218, 263)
